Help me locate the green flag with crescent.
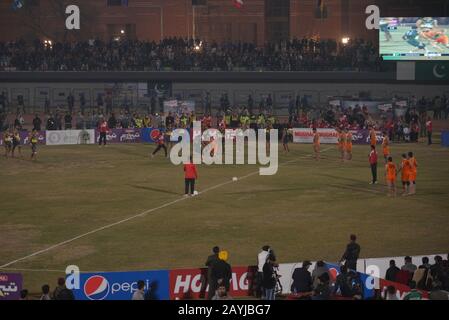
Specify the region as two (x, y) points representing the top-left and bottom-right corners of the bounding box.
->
(415, 62), (449, 81)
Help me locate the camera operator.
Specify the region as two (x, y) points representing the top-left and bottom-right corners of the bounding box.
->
(256, 245), (271, 298)
(262, 254), (280, 300)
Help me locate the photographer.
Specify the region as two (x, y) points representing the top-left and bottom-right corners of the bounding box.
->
(256, 245), (271, 298)
(262, 254), (279, 300)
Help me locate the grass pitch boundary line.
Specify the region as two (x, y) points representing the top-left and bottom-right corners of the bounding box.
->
(0, 147), (332, 269)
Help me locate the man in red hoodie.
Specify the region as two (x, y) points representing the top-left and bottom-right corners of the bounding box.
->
(369, 145), (378, 184)
(184, 156), (198, 197)
(98, 118), (109, 146)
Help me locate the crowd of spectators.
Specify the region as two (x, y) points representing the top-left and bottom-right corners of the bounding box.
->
(0, 37), (382, 72)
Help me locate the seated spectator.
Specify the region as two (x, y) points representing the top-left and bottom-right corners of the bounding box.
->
(312, 272), (331, 300)
(311, 260), (329, 288)
(40, 284), (51, 300)
(132, 280), (145, 300)
(52, 277), (75, 300)
(383, 285), (399, 300)
(20, 289), (28, 300)
(291, 261), (313, 295)
(212, 284), (233, 300)
(403, 281), (422, 300)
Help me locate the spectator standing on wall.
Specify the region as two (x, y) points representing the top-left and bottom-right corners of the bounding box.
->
(401, 256), (417, 273)
(32, 114), (42, 131)
(385, 260), (400, 281)
(67, 93), (74, 114)
(205, 246), (220, 300)
(64, 112), (72, 130)
(339, 234), (361, 271)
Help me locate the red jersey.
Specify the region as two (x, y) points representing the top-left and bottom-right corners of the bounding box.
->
(157, 134), (165, 145)
(99, 121), (109, 133)
(184, 163), (198, 179)
(369, 149), (378, 165)
(426, 120), (432, 132)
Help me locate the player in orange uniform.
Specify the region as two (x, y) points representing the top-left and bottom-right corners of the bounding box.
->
(385, 156), (397, 197)
(369, 126), (377, 148)
(408, 151), (418, 195)
(398, 153), (411, 195)
(313, 128), (320, 160)
(382, 132), (390, 163)
(345, 129), (353, 161)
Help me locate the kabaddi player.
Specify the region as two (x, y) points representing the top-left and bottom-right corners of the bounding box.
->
(369, 126), (377, 148)
(11, 130), (22, 158)
(382, 132), (390, 164)
(398, 153), (411, 195)
(151, 131), (168, 158)
(313, 128), (320, 160)
(408, 152), (418, 195)
(385, 156), (397, 197)
(29, 130), (38, 161)
(345, 129), (353, 161)
(281, 127), (290, 153)
(3, 130), (12, 157)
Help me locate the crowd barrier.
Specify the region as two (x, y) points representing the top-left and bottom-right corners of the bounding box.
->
(2, 252), (443, 300)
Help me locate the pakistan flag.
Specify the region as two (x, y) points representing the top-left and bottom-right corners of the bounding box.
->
(415, 62), (449, 81)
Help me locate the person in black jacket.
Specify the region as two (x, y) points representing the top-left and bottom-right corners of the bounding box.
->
(385, 260), (400, 281)
(52, 277), (75, 300)
(340, 234), (361, 270)
(33, 114), (42, 131)
(262, 254), (278, 300)
(210, 250), (232, 299)
(205, 246), (220, 300)
(291, 261), (313, 295)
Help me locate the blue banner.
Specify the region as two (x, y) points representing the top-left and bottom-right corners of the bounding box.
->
(141, 128), (164, 143)
(70, 270), (169, 300)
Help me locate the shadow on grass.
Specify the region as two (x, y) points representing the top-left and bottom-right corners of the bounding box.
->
(127, 184), (181, 195)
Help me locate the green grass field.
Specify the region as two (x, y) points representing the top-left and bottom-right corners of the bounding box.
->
(1, 140), (449, 293)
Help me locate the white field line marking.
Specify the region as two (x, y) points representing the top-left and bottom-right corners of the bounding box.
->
(0, 147), (332, 269)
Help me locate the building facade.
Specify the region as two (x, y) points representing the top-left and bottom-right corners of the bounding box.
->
(0, 0), (447, 45)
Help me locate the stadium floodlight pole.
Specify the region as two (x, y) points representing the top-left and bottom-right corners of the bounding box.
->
(192, 5), (196, 40)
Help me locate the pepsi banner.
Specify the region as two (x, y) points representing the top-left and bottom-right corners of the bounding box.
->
(324, 263), (375, 300)
(70, 270), (169, 300)
(0, 273), (22, 300)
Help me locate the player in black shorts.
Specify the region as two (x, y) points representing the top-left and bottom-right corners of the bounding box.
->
(29, 130), (38, 160)
(3, 130), (12, 157)
(12, 130), (22, 158)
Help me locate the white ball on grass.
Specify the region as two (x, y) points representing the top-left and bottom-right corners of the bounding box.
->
(193, 190), (199, 196)
(232, 177), (238, 181)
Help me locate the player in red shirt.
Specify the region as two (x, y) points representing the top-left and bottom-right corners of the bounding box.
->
(98, 118), (109, 146)
(426, 117), (432, 145)
(151, 131), (168, 158)
(184, 156), (198, 196)
(369, 145), (378, 184)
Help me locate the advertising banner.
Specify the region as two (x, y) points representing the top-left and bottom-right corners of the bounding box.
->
(46, 129), (95, 145)
(293, 128), (383, 145)
(0, 273), (22, 300)
(70, 270), (169, 300)
(169, 266), (256, 300)
(94, 128), (141, 144)
(293, 128), (338, 144)
(141, 127), (165, 143)
(379, 279), (429, 300)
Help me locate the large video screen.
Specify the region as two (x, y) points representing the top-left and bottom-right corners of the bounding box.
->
(379, 17), (449, 60)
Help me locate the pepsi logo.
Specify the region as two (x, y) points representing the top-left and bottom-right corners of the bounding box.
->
(150, 129), (161, 141)
(328, 268), (339, 281)
(84, 275), (110, 300)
